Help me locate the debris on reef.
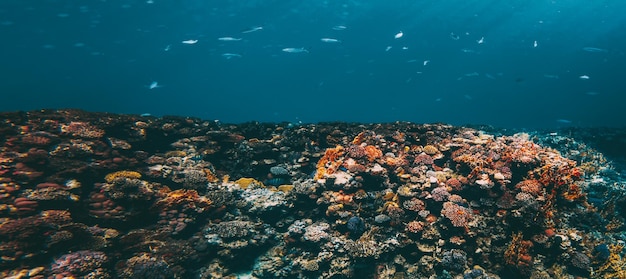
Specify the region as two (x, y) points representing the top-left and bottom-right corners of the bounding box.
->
(0, 109), (626, 278)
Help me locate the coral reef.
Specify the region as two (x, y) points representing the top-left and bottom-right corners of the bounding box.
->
(0, 109), (624, 278)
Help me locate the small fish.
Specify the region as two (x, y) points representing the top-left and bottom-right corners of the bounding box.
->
(385, 46), (392, 52)
(449, 32), (460, 40)
(556, 119), (572, 124)
(217, 37), (242, 41)
(140, 113), (152, 117)
(582, 47), (607, 53)
(423, 60), (430, 66)
(164, 44), (171, 51)
(320, 38), (341, 43)
(394, 31), (403, 39)
(533, 40), (538, 48)
(464, 72), (479, 77)
(460, 48), (475, 53)
(332, 25), (347, 31)
(242, 26), (263, 33)
(282, 47), (309, 53)
(485, 73), (495, 79)
(477, 37), (484, 44)
(579, 75), (590, 80)
(222, 53), (242, 59)
(149, 81), (161, 89)
(182, 39), (198, 44)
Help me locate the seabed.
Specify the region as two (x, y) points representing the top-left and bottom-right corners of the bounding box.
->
(1, 109), (626, 279)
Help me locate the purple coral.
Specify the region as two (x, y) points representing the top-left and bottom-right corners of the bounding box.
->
(51, 250), (108, 276)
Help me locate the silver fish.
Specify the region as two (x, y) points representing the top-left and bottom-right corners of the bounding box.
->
(320, 38), (341, 43)
(242, 26), (263, 33)
(282, 47), (309, 53)
(582, 47), (607, 53)
(149, 81), (161, 89)
(218, 37), (242, 41)
(222, 53), (242, 59)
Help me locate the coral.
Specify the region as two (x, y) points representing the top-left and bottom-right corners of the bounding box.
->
(441, 249), (467, 272)
(595, 243), (626, 279)
(104, 170), (142, 183)
(431, 186), (450, 202)
(315, 145), (344, 180)
(414, 153), (434, 165)
(504, 232), (534, 274)
(60, 121), (105, 138)
(207, 220), (255, 239)
(569, 251), (591, 272)
(117, 253), (175, 279)
(423, 145), (439, 156)
(403, 198), (426, 212)
(346, 216), (366, 237)
(364, 145), (383, 162)
(241, 187), (287, 213)
(303, 223), (330, 242)
(405, 220), (424, 234)
(153, 189), (211, 213)
(516, 179), (544, 196)
(51, 250), (108, 277)
(441, 201), (473, 227)
(234, 177), (264, 189)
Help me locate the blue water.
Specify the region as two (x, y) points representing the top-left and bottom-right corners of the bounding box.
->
(1, 0), (625, 129)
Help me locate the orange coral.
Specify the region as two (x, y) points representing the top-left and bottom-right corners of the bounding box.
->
(352, 132), (367, 145)
(364, 145), (382, 162)
(153, 189), (211, 212)
(330, 190), (354, 204)
(314, 145), (344, 180)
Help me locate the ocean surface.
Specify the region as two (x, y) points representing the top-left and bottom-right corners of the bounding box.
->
(1, 0), (625, 129)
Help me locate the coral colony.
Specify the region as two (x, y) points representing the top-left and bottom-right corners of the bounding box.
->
(1, 109), (626, 278)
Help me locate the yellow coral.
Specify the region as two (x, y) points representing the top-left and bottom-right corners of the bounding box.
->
(165, 150), (187, 158)
(423, 145), (439, 155)
(235, 178), (264, 189)
(595, 243), (626, 279)
(105, 171), (142, 183)
(276, 184), (294, 192)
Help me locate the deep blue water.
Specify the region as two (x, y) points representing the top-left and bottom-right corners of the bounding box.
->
(1, 0), (625, 129)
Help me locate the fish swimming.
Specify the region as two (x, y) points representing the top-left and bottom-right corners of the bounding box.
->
(394, 31), (403, 39)
(181, 39), (198, 44)
(582, 47), (607, 53)
(320, 38), (341, 43)
(242, 26), (263, 33)
(218, 37), (242, 41)
(282, 47), (309, 53)
(222, 53), (242, 59)
(332, 25), (347, 31)
(149, 81), (161, 89)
